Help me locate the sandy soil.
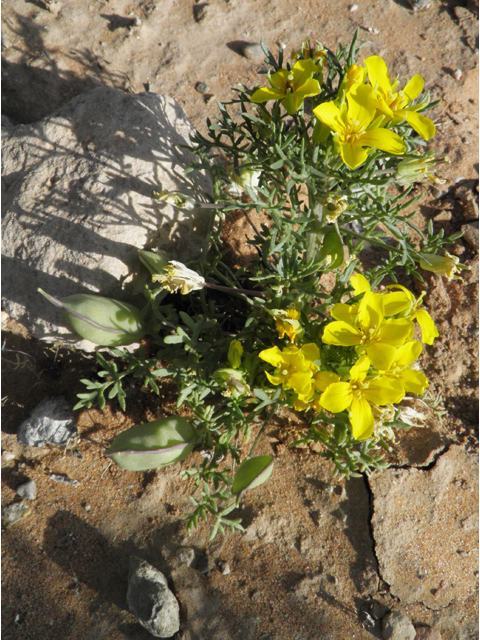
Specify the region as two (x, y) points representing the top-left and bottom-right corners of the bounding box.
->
(1, 1), (478, 639)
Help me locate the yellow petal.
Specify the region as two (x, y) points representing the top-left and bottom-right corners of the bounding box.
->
(287, 372), (313, 395)
(313, 101), (345, 134)
(314, 371), (341, 392)
(403, 74), (424, 102)
(386, 284), (415, 301)
(365, 376), (405, 405)
(405, 110), (436, 141)
(360, 128), (406, 155)
(377, 319), (414, 346)
(366, 343), (397, 371)
(293, 58), (320, 78)
(394, 340), (422, 367)
(349, 354), (371, 382)
(398, 368), (429, 394)
(322, 321), (361, 346)
(301, 343), (320, 363)
(265, 371), (283, 386)
(382, 291), (411, 317)
(350, 273), (371, 296)
(357, 292), (384, 335)
(331, 303), (358, 324)
(346, 83), (377, 129)
(412, 309), (439, 345)
(320, 382), (353, 413)
(251, 87), (285, 103)
(364, 55), (392, 94)
(294, 78), (321, 98)
(350, 396), (374, 440)
(269, 69), (289, 91)
(340, 142), (369, 169)
(259, 346), (284, 367)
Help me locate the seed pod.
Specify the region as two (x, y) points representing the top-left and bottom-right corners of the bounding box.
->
(318, 228), (344, 269)
(232, 455), (274, 501)
(106, 416), (198, 471)
(38, 289), (146, 347)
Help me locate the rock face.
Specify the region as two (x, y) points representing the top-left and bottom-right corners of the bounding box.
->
(127, 556), (180, 638)
(371, 445), (478, 611)
(2, 87), (212, 347)
(17, 396), (77, 447)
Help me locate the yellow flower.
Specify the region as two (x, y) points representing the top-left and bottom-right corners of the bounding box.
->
(322, 290), (413, 350)
(366, 341), (429, 395)
(364, 55), (436, 141)
(313, 83), (406, 169)
(319, 355), (405, 440)
(251, 59), (321, 115)
(385, 284), (439, 345)
(271, 308), (302, 342)
(418, 252), (467, 281)
(259, 343), (319, 398)
(152, 261), (205, 294)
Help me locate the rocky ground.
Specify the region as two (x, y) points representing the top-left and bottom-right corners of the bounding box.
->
(1, 1), (479, 639)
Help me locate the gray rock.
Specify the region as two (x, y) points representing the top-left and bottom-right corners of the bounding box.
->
(2, 87), (212, 350)
(127, 556), (180, 638)
(382, 610), (416, 640)
(17, 396), (76, 447)
(218, 561), (230, 575)
(371, 446), (479, 610)
(2, 501), (30, 527)
(16, 480), (37, 500)
(241, 43), (264, 61)
(195, 82), (210, 94)
(175, 546), (195, 566)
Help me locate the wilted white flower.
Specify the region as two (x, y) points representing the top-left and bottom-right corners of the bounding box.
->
(225, 167), (261, 197)
(153, 190), (197, 210)
(152, 261), (205, 294)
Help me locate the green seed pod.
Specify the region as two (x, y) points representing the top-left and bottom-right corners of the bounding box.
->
(334, 422), (348, 446)
(138, 249), (169, 276)
(232, 455), (274, 501)
(106, 416), (198, 471)
(318, 228), (344, 269)
(38, 289), (146, 347)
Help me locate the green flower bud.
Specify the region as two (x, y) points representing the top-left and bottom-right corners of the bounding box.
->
(318, 228), (345, 269)
(232, 455), (274, 501)
(106, 416), (198, 471)
(213, 367), (250, 398)
(138, 249), (169, 276)
(227, 340), (243, 369)
(39, 289), (146, 347)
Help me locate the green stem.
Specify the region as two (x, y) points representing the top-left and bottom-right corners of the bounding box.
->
(204, 282), (266, 300)
(341, 227), (404, 256)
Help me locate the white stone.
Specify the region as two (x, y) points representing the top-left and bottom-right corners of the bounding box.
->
(2, 87), (213, 350)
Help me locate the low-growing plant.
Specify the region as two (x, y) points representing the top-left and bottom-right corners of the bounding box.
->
(40, 32), (467, 539)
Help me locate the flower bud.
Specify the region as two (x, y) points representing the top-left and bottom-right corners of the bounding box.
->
(213, 368), (250, 398)
(225, 166), (261, 197)
(418, 252), (467, 281)
(395, 155), (447, 187)
(138, 249), (169, 276)
(38, 289), (146, 346)
(227, 340), (243, 369)
(153, 189), (197, 210)
(106, 416), (198, 471)
(152, 261), (205, 294)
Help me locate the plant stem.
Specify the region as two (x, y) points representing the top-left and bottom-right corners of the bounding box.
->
(248, 405), (276, 458)
(204, 282), (266, 299)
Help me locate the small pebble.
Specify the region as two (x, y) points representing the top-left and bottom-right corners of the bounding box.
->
(1, 32), (11, 51)
(453, 68), (463, 81)
(382, 610), (416, 640)
(241, 43), (264, 61)
(50, 474), (80, 487)
(2, 501), (29, 527)
(461, 221), (479, 250)
(218, 561), (231, 575)
(16, 479), (37, 501)
(349, 3), (359, 11)
(366, 26), (379, 34)
(430, 186), (445, 200)
(131, 16), (142, 27)
(176, 547), (195, 566)
(407, 0), (431, 10)
(83, 503), (91, 512)
(195, 81), (210, 94)
(2, 451), (15, 462)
